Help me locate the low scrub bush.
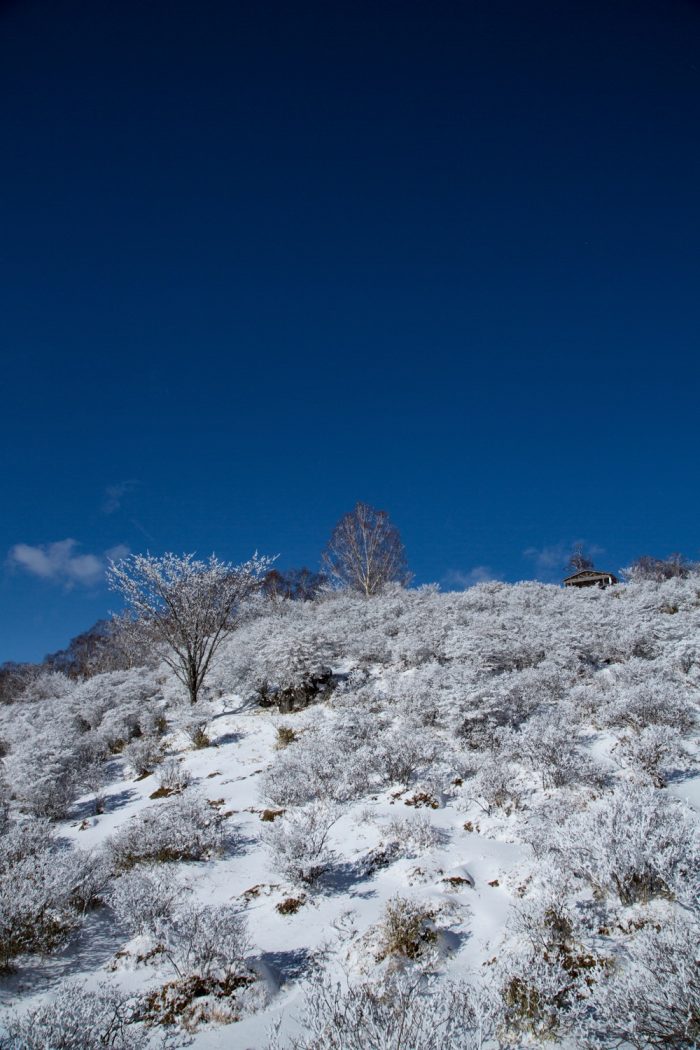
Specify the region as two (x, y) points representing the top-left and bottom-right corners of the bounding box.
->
(153, 757), (192, 796)
(122, 735), (163, 778)
(108, 792), (226, 870)
(615, 725), (689, 787)
(0, 820), (87, 969)
(184, 717), (211, 750)
(0, 980), (149, 1049)
(528, 784), (700, 906)
(587, 913), (700, 1048)
(376, 896), (437, 961)
(109, 865), (186, 936)
(267, 972), (495, 1050)
(157, 901), (250, 981)
(495, 883), (602, 1044)
(385, 812), (444, 855)
(264, 802), (338, 885)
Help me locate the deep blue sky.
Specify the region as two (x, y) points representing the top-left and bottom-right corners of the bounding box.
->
(2, 0), (700, 662)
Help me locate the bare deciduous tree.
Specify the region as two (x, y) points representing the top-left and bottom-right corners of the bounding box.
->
(107, 552), (272, 704)
(322, 502), (411, 596)
(567, 544), (594, 573)
(623, 552), (696, 582)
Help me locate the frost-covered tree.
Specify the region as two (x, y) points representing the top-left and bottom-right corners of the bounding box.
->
(322, 502), (412, 596)
(568, 544), (594, 572)
(108, 551), (272, 703)
(622, 552), (697, 581)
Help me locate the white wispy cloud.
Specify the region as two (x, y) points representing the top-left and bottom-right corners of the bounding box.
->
(101, 480), (139, 515)
(442, 565), (502, 590)
(7, 539), (130, 589)
(523, 541), (605, 578)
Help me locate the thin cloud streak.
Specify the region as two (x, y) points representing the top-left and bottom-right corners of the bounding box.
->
(442, 565), (502, 590)
(101, 480), (139, 515)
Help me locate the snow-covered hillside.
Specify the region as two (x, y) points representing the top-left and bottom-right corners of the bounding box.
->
(1, 580), (699, 1048)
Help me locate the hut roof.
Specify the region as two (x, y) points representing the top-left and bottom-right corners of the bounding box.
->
(563, 569), (619, 585)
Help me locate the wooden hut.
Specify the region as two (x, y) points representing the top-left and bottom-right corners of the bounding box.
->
(563, 569), (619, 589)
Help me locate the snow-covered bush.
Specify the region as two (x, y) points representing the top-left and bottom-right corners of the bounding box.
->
(183, 715), (211, 749)
(122, 734), (164, 778)
(15, 671), (75, 705)
(587, 912), (700, 1048)
(157, 901), (250, 980)
(597, 676), (696, 734)
(499, 716), (602, 790)
(261, 720), (378, 806)
(615, 724), (689, 787)
(468, 755), (526, 815)
(384, 812), (443, 855)
(376, 896), (437, 961)
(374, 724), (443, 789)
(0, 980), (149, 1049)
(108, 792), (226, 870)
(109, 865), (186, 935)
(0, 820), (86, 968)
(268, 972), (495, 1050)
(529, 783), (700, 905)
(0, 666), (166, 822)
(9, 742), (82, 820)
(264, 802), (338, 885)
(155, 757), (192, 794)
(495, 882), (600, 1044)
(68, 849), (112, 912)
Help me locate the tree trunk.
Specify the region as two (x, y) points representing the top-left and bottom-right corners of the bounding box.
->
(186, 661), (199, 704)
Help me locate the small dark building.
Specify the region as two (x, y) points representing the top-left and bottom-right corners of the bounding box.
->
(563, 569), (619, 589)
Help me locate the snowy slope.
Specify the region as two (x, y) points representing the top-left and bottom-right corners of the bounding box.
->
(1, 579), (699, 1048)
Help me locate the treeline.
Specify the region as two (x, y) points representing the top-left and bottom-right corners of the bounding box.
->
(2, 496), (698, 704)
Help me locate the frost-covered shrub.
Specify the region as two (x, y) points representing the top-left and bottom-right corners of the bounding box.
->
(9, 743), (82, 820)
(588, 913), (700, 1049)
(374, 724), (442, 789)
(0, 980), (149, 1049)
(376, 896), (437, 961)
(0, 821), (84, 968)
(385, 812), (443, 854)
(16, 671), (75, 705)
(268, 973), (495, 1050)
(495, 883), (600, 1044)
(68, 850), (112, 912)
(615, 725), (689, 787)
(109, 865), (185, 935)
(158, 902), (250, 980)
(108, 792), (225, 870)
(468, 755), (525, 814)
(598, 678), (696, 734)
(0, 666), (166, 823)
(183, 716), (211, 749)
(529, 784), (700, 906)
(261, 719), (378, 806)
(122, 734), (164, 778)
(155, 757), (192, 794)
(264, 802), (338, 885)
(500, 717), (602, 790)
